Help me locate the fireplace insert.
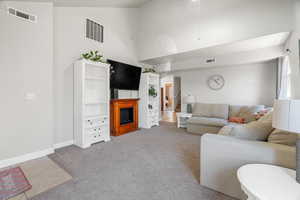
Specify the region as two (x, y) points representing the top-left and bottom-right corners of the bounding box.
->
(120, 107), (134, 125)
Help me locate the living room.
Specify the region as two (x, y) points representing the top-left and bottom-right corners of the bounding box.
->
(0, 0), (300, 200)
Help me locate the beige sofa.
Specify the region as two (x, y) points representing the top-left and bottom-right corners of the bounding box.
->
(187, 103), (264, 134)
(187, 103), (296, 199)
(200, 134), (296, 199)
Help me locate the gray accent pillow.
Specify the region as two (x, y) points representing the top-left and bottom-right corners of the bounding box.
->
(229, 122), (273, 141)
(268, 129), (298, 146)
(229, 111), (273, 141)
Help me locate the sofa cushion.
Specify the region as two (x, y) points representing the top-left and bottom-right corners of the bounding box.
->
(268, 129), (298, 146)
(218, 123), (241, 135)
(229, 122), (272, 141)
(188, 117), (228, 127)
(257, 110), (273, 123)
(193, 103), (229, 119)
(229, 105), (265, 123)
(228, 111), (273, 141)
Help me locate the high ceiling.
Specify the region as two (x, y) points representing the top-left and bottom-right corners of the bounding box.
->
(4, 0), (151, 7)
(141, 32), (290, 65)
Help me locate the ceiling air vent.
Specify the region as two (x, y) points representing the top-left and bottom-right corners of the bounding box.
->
(206, 58), (216, 64)
(86, 19), (104, 43)
(7, 7), (37, 23)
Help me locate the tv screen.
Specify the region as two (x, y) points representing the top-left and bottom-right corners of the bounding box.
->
(108, 60), (142, 90)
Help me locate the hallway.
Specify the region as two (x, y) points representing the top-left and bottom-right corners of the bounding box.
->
(161, 111), (176, 123)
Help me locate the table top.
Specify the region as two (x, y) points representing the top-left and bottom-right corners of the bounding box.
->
(237, 164), (300, 200)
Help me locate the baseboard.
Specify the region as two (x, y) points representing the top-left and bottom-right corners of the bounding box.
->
(53, 140), (74, 149)
(0, 148), (54, 169)
(0, 140), (74, 169)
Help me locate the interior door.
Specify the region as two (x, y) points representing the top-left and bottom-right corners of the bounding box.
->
(161, 88), (164, 111)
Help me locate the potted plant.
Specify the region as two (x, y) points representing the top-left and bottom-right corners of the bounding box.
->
(81, 50), (107, 63)
(143, 68), (156, 73)
(149, 86), (157, 97)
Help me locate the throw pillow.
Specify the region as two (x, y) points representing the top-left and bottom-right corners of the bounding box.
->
(268, 129), (298, 146)
(255, 107), (274, 120)
(257, 110), (273, 123)
(228, 117), (245, 124)
(236, 105), (265, 123)
(229, 111), (274, 141)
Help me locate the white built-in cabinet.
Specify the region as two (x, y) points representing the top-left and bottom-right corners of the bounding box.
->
(74, 60), (110, 149)
(139, 73), (160, 129)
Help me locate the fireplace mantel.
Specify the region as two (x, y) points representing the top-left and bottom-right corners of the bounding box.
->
(110, 98), (139, 103)
(110, 99), (139, 136)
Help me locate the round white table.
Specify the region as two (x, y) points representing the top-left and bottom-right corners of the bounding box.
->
(237, 164), (300, 200)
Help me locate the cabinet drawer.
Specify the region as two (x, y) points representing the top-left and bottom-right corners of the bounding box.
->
(85, 117), (108, 128)
(86, 126), (107, 135)
(86, 127), (107, 142)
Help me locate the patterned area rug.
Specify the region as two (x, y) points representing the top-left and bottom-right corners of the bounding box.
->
(0, 167), (31, 200)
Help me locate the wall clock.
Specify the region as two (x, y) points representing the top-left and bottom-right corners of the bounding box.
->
(207, 75), (225, 90)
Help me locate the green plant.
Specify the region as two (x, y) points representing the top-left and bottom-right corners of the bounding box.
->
(149, 86), (157, 97)
(82, 51), (106, 63)
(143, 68), (156, 73)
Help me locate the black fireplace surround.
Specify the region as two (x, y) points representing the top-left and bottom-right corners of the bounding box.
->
(120, 107), (134, 125)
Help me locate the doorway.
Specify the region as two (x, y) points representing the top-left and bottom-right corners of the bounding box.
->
(174, 76), (181, 112)
(165, 83), (173, 111)
(160, 75), (181, 122)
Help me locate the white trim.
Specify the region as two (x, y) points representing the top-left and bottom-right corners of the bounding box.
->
(53, 140), (74, 149)
(0, 148), (54, 169)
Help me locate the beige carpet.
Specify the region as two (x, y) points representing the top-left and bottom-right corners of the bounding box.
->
(31, 123), (236, 200)
(8, 157), (72, 200)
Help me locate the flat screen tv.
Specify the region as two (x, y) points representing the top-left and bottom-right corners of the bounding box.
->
(108, 60), (142, 90)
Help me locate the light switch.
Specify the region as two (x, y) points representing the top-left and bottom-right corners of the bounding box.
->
(24, 93), (37, 101)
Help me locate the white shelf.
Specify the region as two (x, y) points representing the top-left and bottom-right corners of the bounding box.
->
(139, 73), (160, 129)
(85, 76), (106, 81)
(74, 60), (111, 149)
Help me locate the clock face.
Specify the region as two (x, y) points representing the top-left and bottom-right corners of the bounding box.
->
(207, 75), (225, 90)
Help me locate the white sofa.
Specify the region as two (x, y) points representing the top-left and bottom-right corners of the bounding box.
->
(200, 134), (296, 199)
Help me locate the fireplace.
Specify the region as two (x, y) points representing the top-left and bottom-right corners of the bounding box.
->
(110, 99), (139, 136)
(120, 108), (134, 125)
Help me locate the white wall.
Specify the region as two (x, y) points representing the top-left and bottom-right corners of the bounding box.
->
(170, 60), (277, 111)
(137, 0), (293, 60)
(54, 7), (139, 144)
(0, 1), (53, 160)
(287, 0), (300, 98)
